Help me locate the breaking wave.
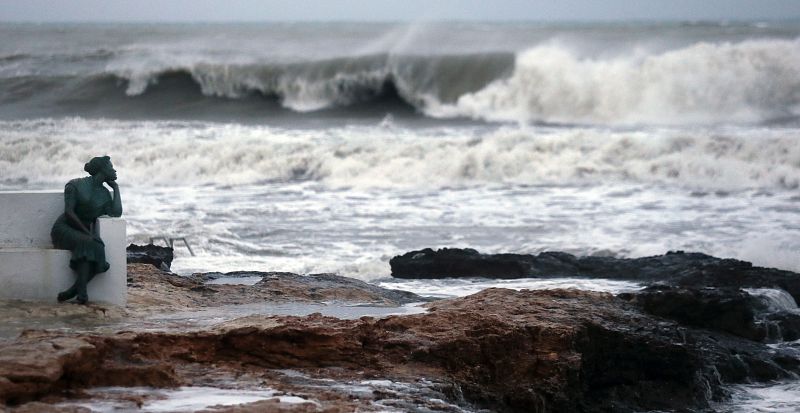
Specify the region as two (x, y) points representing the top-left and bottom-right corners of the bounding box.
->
(111, 52), (514, 111)
(430, 39), (800, 125)
(0, 52), (513, 118)
(1, 39), (799, 125)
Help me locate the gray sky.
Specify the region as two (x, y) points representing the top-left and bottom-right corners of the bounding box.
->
(1, 0), (799, 22)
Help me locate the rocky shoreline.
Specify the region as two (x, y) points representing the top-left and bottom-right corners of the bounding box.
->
(1, 249), (799, 412)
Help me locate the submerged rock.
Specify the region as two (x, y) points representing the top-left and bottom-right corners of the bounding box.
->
(197, 270), (424, 305)
(126, 264), (425, 315)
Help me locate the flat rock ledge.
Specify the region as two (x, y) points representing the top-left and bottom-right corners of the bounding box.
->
(0, 263), (425, 327)
(125, 264), (424, 315)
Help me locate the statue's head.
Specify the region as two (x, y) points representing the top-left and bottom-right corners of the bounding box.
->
(84, 156), (116, 181)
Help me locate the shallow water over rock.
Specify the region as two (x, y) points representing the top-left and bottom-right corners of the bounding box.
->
(377, 276), (641, 298)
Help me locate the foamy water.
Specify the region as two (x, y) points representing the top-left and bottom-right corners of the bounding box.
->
(57, 386), (315, 412)
(2, 119), (800, 279)
(745, 288), (800, 313)
(720, 374), (800, 413)
(378, 277), (641, 298)
(3, 119), (800, 190)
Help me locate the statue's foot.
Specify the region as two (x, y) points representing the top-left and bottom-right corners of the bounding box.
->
(57, 289), (76, 302)
(76, 294), (88, 305)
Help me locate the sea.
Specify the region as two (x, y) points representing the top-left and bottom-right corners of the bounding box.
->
(1, 21), (800, 411)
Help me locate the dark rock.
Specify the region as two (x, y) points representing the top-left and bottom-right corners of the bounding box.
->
(391, 248), (800, 303)
(619, 283), (800, 344)
(390, 248), (721, 280)
(576, 323), (714, 412)
(617, 284), (800, 377)
(620, 285), (767, 341)
(675, 260), (800, 303)
(390, 248), (517, 278)
(390, 248), (566, 278)
(765, 311), (800, 342)
(126, 243), (173, 271)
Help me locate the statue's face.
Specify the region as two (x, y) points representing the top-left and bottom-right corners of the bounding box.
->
(103, 161), (117, 181)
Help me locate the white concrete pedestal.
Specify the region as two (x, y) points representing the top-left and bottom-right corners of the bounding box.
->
(0, 192), (127, 306)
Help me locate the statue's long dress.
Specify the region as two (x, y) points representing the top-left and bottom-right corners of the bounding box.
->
(50, 177), (113, 274)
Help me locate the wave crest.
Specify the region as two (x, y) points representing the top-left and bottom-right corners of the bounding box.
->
(109, 52), (514, 112)
(429, 39), (800, 125)
(2, 39), (800, 125)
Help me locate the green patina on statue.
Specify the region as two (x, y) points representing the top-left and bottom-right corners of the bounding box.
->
(51, 156), (123, 304)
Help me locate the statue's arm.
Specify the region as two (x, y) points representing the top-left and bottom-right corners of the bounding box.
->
(64, 184), (92, 236)
(108, 181), (122, 217)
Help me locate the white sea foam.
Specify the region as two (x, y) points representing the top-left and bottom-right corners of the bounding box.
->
(378, 278), (642, 298)
(430, 39), (800, 125)
(745, 288), (799, 313)
(722, 380), (800, 412)
(58, 386), (316, 412)
(2, 119), (800, 191)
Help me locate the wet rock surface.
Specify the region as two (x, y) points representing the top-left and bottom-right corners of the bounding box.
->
(388, 248), (800, 411)
(3, 257), (800, 412)
(623, 285), (800, 344)
(3, 284), (800, 412)
(0, 290), (703, 411)
(619, 285), (767, 341)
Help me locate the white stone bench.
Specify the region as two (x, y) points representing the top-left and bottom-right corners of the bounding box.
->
(0, 191), (126, 306)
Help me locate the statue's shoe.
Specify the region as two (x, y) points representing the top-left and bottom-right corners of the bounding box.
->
(76, 295), (88, 305)
(57, 289), (76, 302)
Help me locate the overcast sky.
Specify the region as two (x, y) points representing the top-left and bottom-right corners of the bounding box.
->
(1, 0), (799, 23)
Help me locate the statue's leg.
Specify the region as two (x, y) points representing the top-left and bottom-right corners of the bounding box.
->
(75, 260), (92, 305)
(57, 261), (83, 302)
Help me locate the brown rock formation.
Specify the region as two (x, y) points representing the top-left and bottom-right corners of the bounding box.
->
(4, 287), (781, 412)
(4, 263), (799, 412)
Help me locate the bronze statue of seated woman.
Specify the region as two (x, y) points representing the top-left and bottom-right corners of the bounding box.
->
(51, 156), (123, 304)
